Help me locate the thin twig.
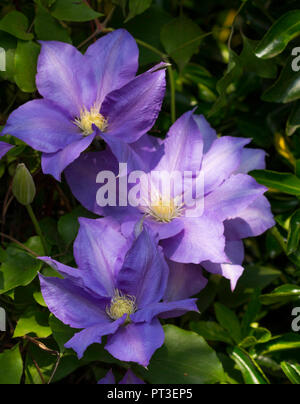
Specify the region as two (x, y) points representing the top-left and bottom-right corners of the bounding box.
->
(0, 232), (39, 257)
(48, 354), (62, 385)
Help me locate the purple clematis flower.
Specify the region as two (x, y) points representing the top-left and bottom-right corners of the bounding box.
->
(3, 29), (166, 181)
(0, 141), (13, 160)
(39, 218), (198, 366)
(98, 369), (145, 384)
(66, 111), (275, 290)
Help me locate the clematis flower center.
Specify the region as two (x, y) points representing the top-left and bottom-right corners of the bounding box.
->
(106, 289), (137, 321)
(74, 104), (108, 136)
(145, 196), (184, 223)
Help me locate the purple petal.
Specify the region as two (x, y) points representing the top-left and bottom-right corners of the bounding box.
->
(65, 316), (125, 359)
(74, 218), (129, 297)
(41, 133), (96, 181)
(101, 63), (166, 143)
(236, 148), (266, 174)
(202, 240), (245, 290)
(202, 137), (251, 195)
(119, 369), (145, 385)
(3, 100), (81, 153)
(117, 227), (169, 308)
(225, 195), (275, 240)
(131, 299), (198, 323)
(39, 274), (109, 329)
(0, 142), (13, 159)
(146, 218), (185, 240)
(105, 319), (165, 367)
(161, 216), (227, 264)
(98, 369), (116, 384)
(155, 110), (203, 173)
(36, 41), (96, 117)
(85, 29), (139, 106)
(164, 260), (208, 301)
(204, 174), (267, 222)
(102, 132), (164, 173)
(193, 114), (217, 153)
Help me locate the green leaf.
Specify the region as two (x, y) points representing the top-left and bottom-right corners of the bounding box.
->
(14, 40), (40, 93)
(0, 245), (41, 294)
(35, 6), (72, 43)
(126, 0), (153, 22)
(251, 170), (300, 196)
(260, 284), (300, 305)
(286, 102), (300, 136)
(190, 321), (233, 344)
(240, 36), (277, 79)
(50, 0), (102, 22)
(241, 289), (261, 338)
(161, 16), (203, 70)
(33, 291), (47, 307)
(215, 303), (242, 344)
(239, 327), (272, 349)
(0, 345), (23, 384)
(0, 11), (33, 41)
(13, 308), (52, 338)
(287, 210), (300, 254)
(229, 347), (270, 384)
(281, 362), (300, 384)
(255, 10), (300, 59)
(49, 315), (77, 353)
(262, 59), (300, 104)
(0, 32), (17, 83)
(258, 333), (300, 355)
(139, 325), (226, 384)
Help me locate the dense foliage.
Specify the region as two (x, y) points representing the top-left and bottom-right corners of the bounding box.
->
(0, 0), (300, 385)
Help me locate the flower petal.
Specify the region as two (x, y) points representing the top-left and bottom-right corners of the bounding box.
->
(161, 216), (227, 264)
(39, 274), (109, 329)
(41, 133), (96, 181)
(36, 41), (96, 117)
(74, 217), (129, 297)
(101, 63), (166, 143)
(0, 142), (13, 159)
(85, 29), (139, 106)
(105, 319), (165, 367)
(131, 299), (198, 323)
(117, 227), (169, 308)
(98, 369), (116, 384)
(65, 316), (125, 359)
(202, 137), (251, 195)
(3, 100), (81, 153)
(193, 114), (217, 153)
(164, 260), (208, 301)
(119, 369), (145, 385)
(236, 148), (266, 174)
(202, 240), (245, 291)
(155, 110), (203, 173)
(204, 173), (267, 222)
(225, 195), (275, 240)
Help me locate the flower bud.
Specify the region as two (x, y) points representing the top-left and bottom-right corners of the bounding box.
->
(12, 163), (36, 206)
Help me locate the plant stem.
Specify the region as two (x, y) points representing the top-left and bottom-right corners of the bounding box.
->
(26, 204), (48, 255)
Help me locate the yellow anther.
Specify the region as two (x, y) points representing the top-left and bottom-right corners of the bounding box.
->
(74, 104), (108, 136)
(106, 290), (137, 321)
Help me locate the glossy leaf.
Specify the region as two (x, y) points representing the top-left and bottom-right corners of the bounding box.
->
(260, 284), (300, 305)
(215, 303), (242, 344)
(139, 325), (226, 384)
(251, 170), (300, 196)
(229, 347), (270, 384)
(190, 321), (233, 344)
(286, 102), (300, 136)
(0, 345), (23, 384)
(255, 11), (300, 59)
(281, 362), (300, 384)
